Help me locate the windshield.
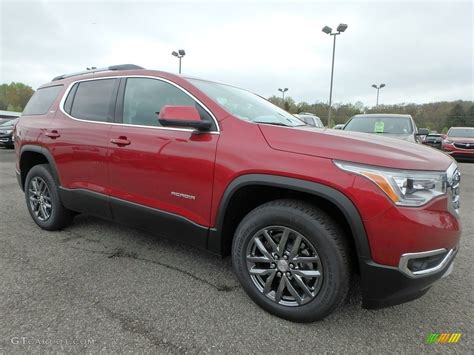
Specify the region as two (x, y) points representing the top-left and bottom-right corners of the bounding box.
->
(0, 119), (18, 127)
(448, 128), (474, 138)
(344, 115), (413, 134)
(189, 79), (305, 127)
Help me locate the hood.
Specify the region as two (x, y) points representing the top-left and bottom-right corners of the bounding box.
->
(447, 137), (474, 144)
(259, 125), (454, 171)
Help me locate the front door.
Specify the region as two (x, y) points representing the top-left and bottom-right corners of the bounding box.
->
(107, 77), (219, 248)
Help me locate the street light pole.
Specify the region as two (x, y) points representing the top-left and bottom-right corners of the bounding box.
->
(371, 83), (386, 106)
(322, 24), (348, 127)
(278, 88), (288, 106)
(172, 49), (186, 74)
(328, 34), (337, 127)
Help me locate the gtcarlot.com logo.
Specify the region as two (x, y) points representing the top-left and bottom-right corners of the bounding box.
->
(426, 333), (462, 344)
(11, 337), (95, 346)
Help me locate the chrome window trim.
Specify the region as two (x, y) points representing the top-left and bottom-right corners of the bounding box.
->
(58, 75), (220, 134)
(398, 248), (456, 278)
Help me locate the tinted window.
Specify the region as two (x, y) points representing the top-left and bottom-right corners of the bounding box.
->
(70, 79), (116, 121)
(123, 78), (206, 127)
(63, 83), (78, 114)
(23, 85), (63, 115)
(344, 115), (413, 134)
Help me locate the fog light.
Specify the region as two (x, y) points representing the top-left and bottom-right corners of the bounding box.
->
(407, 252), (448, 272)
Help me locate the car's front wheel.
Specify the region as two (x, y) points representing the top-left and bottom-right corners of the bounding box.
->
(232, 199), (351, 322)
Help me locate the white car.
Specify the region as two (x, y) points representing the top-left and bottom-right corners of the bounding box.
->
(295, 113), (324, 128)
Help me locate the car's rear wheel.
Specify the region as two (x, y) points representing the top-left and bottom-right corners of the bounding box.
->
(232, 199), (351, 322)
(25, 164), (72, 230)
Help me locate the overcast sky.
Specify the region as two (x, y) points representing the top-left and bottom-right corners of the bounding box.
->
(1, 0), (472, 106)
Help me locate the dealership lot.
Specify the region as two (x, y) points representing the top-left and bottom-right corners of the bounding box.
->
(0, 148), (472, 353)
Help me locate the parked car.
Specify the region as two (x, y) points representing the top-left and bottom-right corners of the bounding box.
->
(294, 113), (324, 128)
(442, 127), (474, 161)
(0, 118), (18, 148)
(15, 65), (461, 322)
(422, 133), (444, 149)
(332, 123), (345, 130)
(343, 114), (429, 143)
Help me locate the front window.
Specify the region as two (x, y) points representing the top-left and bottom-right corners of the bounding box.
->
(189, 79), (305, 127)
(448, 128), (474, 138)
(344, 115), (414, 134)
(122, 78), (212, 127)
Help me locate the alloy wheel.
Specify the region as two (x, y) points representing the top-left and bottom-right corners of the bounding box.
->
(28, 177), (52, 222)
(246, 226), (323, 307)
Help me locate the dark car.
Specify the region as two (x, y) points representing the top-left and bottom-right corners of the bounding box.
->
(294, 113), (324, 128)
(15, 64), (461, 322)
(343, 114), (428, 143)
(0, 118), (18, 148)
(442, 127), (474, 161)
(422, 133), (444, 149)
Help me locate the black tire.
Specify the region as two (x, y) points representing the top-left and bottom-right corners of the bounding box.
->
(232, 199), (351, 323)
(24, 164), (73, 230)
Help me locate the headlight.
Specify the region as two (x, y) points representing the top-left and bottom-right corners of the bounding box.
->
(442, 139), (453, 145)
(5, 130), (13, 135)
(335, 161), (449, 207)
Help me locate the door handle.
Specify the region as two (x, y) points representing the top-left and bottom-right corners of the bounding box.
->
(45, 130), (60, 139)
(110, 137), (131, 146)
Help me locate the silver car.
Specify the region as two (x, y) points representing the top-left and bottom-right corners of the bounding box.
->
(343, 114), (428, 143)
(295, 113), (324, 128)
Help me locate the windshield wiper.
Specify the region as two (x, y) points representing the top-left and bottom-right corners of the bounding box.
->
(254, 121), (292, 127)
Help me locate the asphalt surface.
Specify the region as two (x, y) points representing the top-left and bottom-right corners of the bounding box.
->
(0, 147), (472, 353)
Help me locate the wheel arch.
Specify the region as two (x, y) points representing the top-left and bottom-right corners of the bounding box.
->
(19, 145), (60, 190)
(208, 174), (371, 263)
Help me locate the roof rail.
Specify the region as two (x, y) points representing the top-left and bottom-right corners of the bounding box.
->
(52, 64), (145, 81)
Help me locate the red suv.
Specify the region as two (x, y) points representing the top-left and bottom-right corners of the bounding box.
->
(15, 65), (461, 322)
(442, 127), (474, 161)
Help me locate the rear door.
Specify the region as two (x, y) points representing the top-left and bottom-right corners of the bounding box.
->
(48, 78), (119, 217)
(107, 77), (219, 247)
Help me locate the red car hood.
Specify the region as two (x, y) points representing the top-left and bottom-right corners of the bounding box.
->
(259, 125), (454, 171)
(447, 137), (474, 143)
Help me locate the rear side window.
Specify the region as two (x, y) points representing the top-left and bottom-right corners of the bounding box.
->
(22, 85), (63, 115)
(70, 79), (117, 121)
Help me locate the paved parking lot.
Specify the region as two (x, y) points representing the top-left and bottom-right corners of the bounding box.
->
(0, 148), (472, 353)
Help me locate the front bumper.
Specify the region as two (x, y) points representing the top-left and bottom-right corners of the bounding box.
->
(443, 144), (474, 160)
(360, 246), (457, 309)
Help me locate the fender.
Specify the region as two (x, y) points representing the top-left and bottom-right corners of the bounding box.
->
(19, 145), (61, 189)
(208, 174), (371, 260)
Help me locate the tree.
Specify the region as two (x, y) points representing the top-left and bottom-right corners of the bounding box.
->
(445, 104), (466, 128)
(465, 105), (474, 127)
(0, 82), (35, 112)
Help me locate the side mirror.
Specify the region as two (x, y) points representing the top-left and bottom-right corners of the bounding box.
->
(416, 128), (430, 136)
(158, 105), (212, 131)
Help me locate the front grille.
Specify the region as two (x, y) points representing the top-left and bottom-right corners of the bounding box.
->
(454, 143), (474, 149)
